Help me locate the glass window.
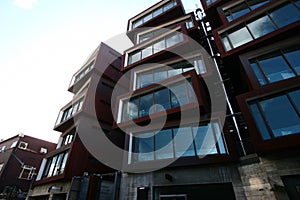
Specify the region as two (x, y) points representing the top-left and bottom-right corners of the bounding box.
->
(0, 163), (4, 172)
(154, 67), (167, 82)
(164, 2), (173, 11)
(181, 61), (194, 72)
(228, 27), (253, 48)
(153, 7), (163, 17)
(155, 129), (174, 160)
(213, 122), (227, 154)
(139, 32), (153, 43)
(269, 3), (300, 28)
(221, 36), (232, 51)
(249, 104), (271, 140)
(153, 40), (166, 54)
(42, 151), (69, 178)
(133, 19), (143, 29)
(247, 15), (277, 38)
(289, 90), (300, 111)
(170, 82), (189, 107)
(231, 3), (251, 20)
(154, 88), (171, 112)
(250, 91), (300, 140)
(187, 81), (196, 103)
(139, 93), (153, 117)
(141, 46), (153, 59)
(284, 48), (300, 74)
(19, 165), (36, 180)
(134, 132), (155, 161)
(139, 71), (153, 88)
(166, 33), (179, 48)
(173, 127), (195, 157)
(128, 98), (139, 120)
(250, 62), (267, 85)
(193, 124), (217, 155)
(168, 63), (183, 77)
(258, 53), (295, 83)
(129, 51), (141, 65)
(144, 13), (152, 23)
(248, 0), (269, 10)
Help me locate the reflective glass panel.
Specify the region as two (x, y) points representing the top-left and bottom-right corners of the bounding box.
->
(139, 93), (153, 117)
(155, 129), (174, 159)
(173, 127), (195, 157)
(250, 62), (267, 85)
(270, 3), (300, 28)
(166, 33), (179, 48)
(141, 46), (153, 59)
(154, 88), (171, 112)
(136, 132), (155, 161)
(258, 53), (295, 83)
(259, 95), (300, 137)
(247, 15), (277, 38)
(153, 40), (166, 54)
(230, 3), (251, 20)
(228, 27), (253, 48)
(154, 67), (167, 82)
(249, 104), (271, 140)
(170, 82), (188, 107)
(284, 48), (300, 74)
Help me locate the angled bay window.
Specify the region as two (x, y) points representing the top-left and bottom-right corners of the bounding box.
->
(70, 60), (94, 87)
(131, 0), (177, 29)
(120, 80), (195, 122)
(56, 97), (84, 125)
(131, 121), (227, 163)
(250, 46), (300, 85)
(135, 56), (205, 89)
(224, 0), (269, 22)
(221, 1), (300, 51)
(249, 89), (300, 140)
(127, 30), (184, 66)
(137, 16), (194, 44)
(42, 151), (69, 178)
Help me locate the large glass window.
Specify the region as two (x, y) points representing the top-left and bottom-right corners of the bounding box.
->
(131, 122), (227, 163)
(206, 0), (218, 6)
(73, 61), (94, 84)
(42, 151), (69, 178)
(121, 80), (196, 122)
(131, 0), (177, 29)
(249, 89), (300, 140)
(127, 31), (183, 65)
(221, 1), (300, 51)
(250, 47), (300, 85)
(224, 0), (269, 22)
(135, 56), (206, 89)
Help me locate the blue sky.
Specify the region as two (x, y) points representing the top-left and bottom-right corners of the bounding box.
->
(0, 0), (199, 143)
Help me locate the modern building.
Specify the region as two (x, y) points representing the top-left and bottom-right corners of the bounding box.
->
(0, 134), (56, 199)
(113, 0), (300, 199)
(202, 0), (300, 199)
(27, 42), (123, 200)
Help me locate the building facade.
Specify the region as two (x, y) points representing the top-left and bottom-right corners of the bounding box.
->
(0, 134), (56, 199)
(114, 0), (300, 199)
(27, 43), (123, 200)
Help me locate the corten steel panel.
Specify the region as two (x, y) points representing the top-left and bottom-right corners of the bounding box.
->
(236, 77), (300, 153)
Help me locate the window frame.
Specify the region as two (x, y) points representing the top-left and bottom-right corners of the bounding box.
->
(42, 150), (69, 179)
(219, 1), (300, 52)
(129, 120), (228, 163)
(248, 89), (300, 140)
(19, 165), (36, 180)
(18, 142), (28, 150)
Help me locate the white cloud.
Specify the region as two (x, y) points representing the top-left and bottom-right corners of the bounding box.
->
(13, 0), (37, 9)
